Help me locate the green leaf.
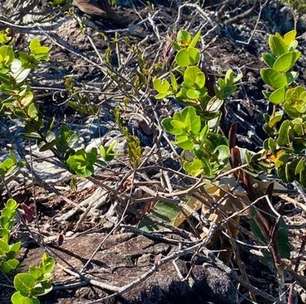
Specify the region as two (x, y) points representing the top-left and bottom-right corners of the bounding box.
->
(262, 52), (276, 67)
(26, 103), (38, 119)
(0, 198), (18, 231)
(276, 218), (290, 259)
(215, 69), (241, 100)
(0, 154), (17, 176)
(214, 145), (229, 163)
(292, 118), (304, 136)
(176, 30), (192, 47)
(268, 110), (283, 129)
(153, 78), (170, 93)
(40, 253), (55, 277)
(0, 30), (10, 45)
(55, 125), (79, 155)
(181, 106), (201, 134)
(170, 73), (178, 92)
(171, 119), (186, 130)
(138, 200), (180, 232)
(162, 117), (183, 135)
(0, 238), (10, 254)
(183, 66), (205, 88)
(183, 158), (203, 176)
(18, 89), (34, 108)
(11, 292), (39, 304)
(273, 51), (301, 73)
(189, 31), (201, 48)
(9, 241), (22, 253)
(66, 149), (97, 177)
(0, 45), (14, 65)
(1, 258), (19, 273)
(265, 138), (277, 152)
(295, 158), (305, 175)
(99, 141), (116, 162)
(153, 78), (171, 99)
(277, 120), (292, 146)
(283, 30), (297, 48)
(14, 273), (36, 296)
(186, 88), (201, 99)
(175, 47), (200, 67)
(283, 86), (306, 118)
(175, 135), (194, 150)
(29, 38), (50, 61)
(268, 87), (285, 105)
(286, 71), (299, 85)
(268, 33), (288, 57)
(260, 68), (288, 89)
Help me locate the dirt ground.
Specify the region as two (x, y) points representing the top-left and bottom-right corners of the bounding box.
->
(0, 0), (306, 303)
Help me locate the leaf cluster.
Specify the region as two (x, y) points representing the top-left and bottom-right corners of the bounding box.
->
(260, 30), (306, 187)
(39, 125), (117, 177)
(0, 36), (50, 121)
(154, 30), (239, 177)
(153, 30), (241, 112)
(11, 253), (55, 304)
(0, 199), (21, 274)
(163, 106), (228, 177)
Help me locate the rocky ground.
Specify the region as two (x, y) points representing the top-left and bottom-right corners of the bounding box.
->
(0, 0), (306, 303)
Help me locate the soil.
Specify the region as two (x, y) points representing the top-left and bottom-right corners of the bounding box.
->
(0, 0), (306, 303)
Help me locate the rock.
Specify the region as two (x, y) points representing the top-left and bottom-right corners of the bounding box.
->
(18, 233), (236, 304)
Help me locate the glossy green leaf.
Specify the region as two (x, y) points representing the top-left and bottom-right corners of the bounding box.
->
(283, 30), (297, 48)
(175, 135), (194, 150)
(268, 111), (283, 129)
(214, 145), (229, 163)
(138, 200), (180, 232)
(0, 30), (10, 45)
(153, 78), (170, 94)
(55, 125), (79, 155)
(153, 78), (171, 99)
(170, 73), (178, 92)
(26, 103), (38, 119)
(29, 38), (50, 61)
(273, 51), (301, 73)
(0, 154), (17, 176)
(1, 258), (19, 273)
(183, 158), (203, 176)
(0, 238), (10, 254)
(18, 90), (34, 108)
(284, 86), (306, 118)
(277, 218), (291, 259)
(11, 292), (39, 304)
(295, 158), (305, 175)
(99, 141), (116, 162)
(183, 66), (205, 88)
(262, 52), (276, 67)
(277, 120), (291, 146)
(268, 33), (288, 57)
(176, 30), (192, 47)
(269, 87), (285, 105)
(181, 106), (201, 134)
(189, 31), (201, 48)
(162, 117), (184, 136)
(14, 273), (36, 296)
(66, 148), (97, 177)
(0, 45), (14, 65)
(260, 68), (288, 89)
(186, 88), (201, 99)
(175, 47), (200, 67)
